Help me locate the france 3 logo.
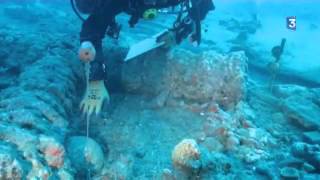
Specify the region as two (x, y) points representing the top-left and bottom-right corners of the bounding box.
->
(287, 16), (296, 31)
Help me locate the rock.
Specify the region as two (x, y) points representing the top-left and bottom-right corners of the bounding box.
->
(203, 122), (217, 137)
(291, 142), (308, 158)
(302, 174), (320, 180)
(225, 135), (240, 151)
(148, 90), (170, 108)
(0, 152), (24, 180)
(121, 49), (247, 109)
(0, 30), (82, 178)
(0, 6), (92, 179)
(273, 85), (311, 99)
(244, 151), (262, 163)
(198, 146), (216, 173)
(38, 135), (65, 168)
(237, 146), (266, 163)
(280, 167), (300, 180)
(209, 152), (235, 174)
(279, 157), (305, 169)
(66, 136), (105, 175)
(249, 87), (281, 109)
(256, 163), (277, 180)
(101, 156), (132, 180)
(291, 142), (320, 172)
(271, 112), (287, 124)
(282, 96), (320, 130)
(303, 131), (320, 144)
(234, 170), (256, 180)
(161, 168), (175, 180)
(171, 139), (202, 175)
(235, 101), (256, 122)
(238, 127), (273, 149)
(57, 169), (74, 180)
(302, 163), (315, 173)
(311, 154), (320, 172)
(201, 137), (224, 152)
(195, 132), (207, 142)
(291, 142), (320, 158)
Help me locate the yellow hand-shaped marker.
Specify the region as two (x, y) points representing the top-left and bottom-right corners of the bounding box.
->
(80, 80), (110, 115)
(78, 41), (109, 115)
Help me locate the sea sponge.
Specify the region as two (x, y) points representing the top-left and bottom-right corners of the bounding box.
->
(171, 139), (201, 173)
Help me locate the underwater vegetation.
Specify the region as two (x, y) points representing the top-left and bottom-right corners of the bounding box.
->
(0, 0), (320, 180)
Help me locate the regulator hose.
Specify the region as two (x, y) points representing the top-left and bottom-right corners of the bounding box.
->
(70, 0), (85, 22)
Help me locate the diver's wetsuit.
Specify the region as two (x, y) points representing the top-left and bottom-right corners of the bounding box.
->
(80, 0), (214, 81)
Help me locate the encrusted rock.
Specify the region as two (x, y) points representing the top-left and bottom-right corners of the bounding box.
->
(99, 155), (132, 180)
(201, 137), (224, 152)
(161, 168), (175, 180)
(0, 153), (24, 180)
(291, 142), (320, 171)
(38, 135), (65, 168)
(302, 163), (315, 173)
(256, 163), (277, 180)
(237, 146), (266, 163)
(282, 96), (320, 130)
(66, 136), (105, 175)
(225, 135), (240, 151)
(172, 139), (202, 174)
(280, 167), (300, 180)
(279, 157), (305, 169)
(303, 131), (320, 144)
(57, 169), (74, 180)
(302, 174), (320, 180)
(0, 26), (83, 178)
(208, 152), (234, 174)
(121, 49), (247, 109)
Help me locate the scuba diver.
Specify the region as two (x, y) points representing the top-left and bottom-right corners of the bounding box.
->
(72, 0), (215, 115)
(268, 38), (286, 92)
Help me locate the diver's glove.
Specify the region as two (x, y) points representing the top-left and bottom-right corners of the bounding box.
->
(80, 80), (110, 115)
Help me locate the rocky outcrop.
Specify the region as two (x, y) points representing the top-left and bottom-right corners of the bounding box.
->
(0, 26), (85, 179)
(291, 142), (320, 172)
(282, 96), (320, 130)
(120, 48), (248, 109)
(273, 85), (320, 130)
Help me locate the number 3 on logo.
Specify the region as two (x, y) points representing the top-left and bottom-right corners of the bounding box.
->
(287, 16), (296, 31)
